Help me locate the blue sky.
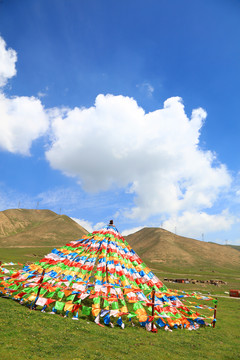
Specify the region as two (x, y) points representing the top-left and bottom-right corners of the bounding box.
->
(0, 0), (240, 243)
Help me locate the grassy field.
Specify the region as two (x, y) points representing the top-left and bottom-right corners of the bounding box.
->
(0, 296), (239, 360)
(0, 246), (55, 264)
(0, 247), (239, 360)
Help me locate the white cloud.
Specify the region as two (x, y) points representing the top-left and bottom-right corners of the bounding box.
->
(94, 221), (106, 230)
(122, 226), (145, 236)
(0, 37), (17, 87)
(71, 218), (93, 232)
(0, 36), (234, 237)
(46, 94), (231, 220)
(0, 93), (49, 155)
(162, 210), (235, 239)
(37, 86), (49, 98)
(0, 36), (49, 155)
(137, 82), (154, 97)
(71, 217), (105, 233)
(37, 92), (46, 98)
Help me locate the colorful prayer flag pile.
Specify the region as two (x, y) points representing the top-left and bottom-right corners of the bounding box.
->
(0, 222), (216, 330)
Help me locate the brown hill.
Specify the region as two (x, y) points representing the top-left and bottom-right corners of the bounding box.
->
(1, 211), (239, 270)
(0, 209), (88, 247)
(125, 227), (240, 269)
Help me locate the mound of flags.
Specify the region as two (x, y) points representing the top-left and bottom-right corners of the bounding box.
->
(0, 222), (216, 330)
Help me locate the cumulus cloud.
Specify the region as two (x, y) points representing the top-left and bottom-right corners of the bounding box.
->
(46, 94), (231, 220)
(71, 217), (105, 233)
(0, 93), (49, 155)
(0, 36), (49, 155)
(162, 210), (235, 239)
(0, 37), (17, 87)
(122, 226), (145, 236)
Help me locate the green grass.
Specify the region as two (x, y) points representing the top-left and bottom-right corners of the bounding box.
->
(0, 247), (56, 265)
(0, 296), (239, 360)
(147, 259), (240, 295)
(0, 247), (240, 359)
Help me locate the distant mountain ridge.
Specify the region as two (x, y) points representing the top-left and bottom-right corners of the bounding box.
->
(125, 227), (240, 269)
(0, 209), (88, 247)
(0, 209), (239, 270)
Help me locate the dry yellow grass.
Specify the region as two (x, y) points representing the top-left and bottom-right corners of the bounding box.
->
(0, 209), (87, 247)
(126, 227), (240, 269)
(1, 209), (239, 271)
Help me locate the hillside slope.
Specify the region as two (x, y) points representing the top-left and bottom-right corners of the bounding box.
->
(125, 227), (240, 269)
(0, 209), (88, 247)
(1, 210), (239, 270)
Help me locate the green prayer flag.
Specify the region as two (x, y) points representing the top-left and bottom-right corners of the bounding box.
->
(111, 301), (119, 310)
(82, 306), (91, 316)
(57, 291), (65, 299)
(40, 289), (47, 296)
(11, 285), (19, 290)
(103, 299), (109, 307)
(127, 312), (137, 318)
(55, 301), (65, 311)
(93, 297), (101, 304)
(23, 288), (32, 293)
(46, 291), (55, 298)
(160, 285), (168, 292)
(172, 313), (182, 319)
(133, 302), (143, 311)
(120, 299), (126, 306)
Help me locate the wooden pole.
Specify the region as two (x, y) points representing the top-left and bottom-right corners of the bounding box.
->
(212, 297), (217, 328)
(151, 289), (155, 332)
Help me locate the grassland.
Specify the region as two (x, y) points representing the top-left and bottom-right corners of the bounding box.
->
(0, 292), (239, 360)
(0, 247), (239, 360)
(0, 246), (56, 264)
